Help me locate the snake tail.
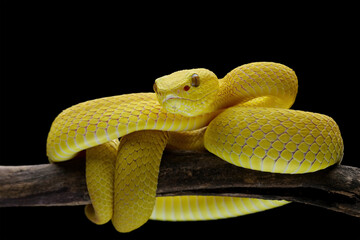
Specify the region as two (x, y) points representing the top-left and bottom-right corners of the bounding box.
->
(151, 196), (288, 221)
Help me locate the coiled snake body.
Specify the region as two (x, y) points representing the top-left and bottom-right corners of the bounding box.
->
(47, 62), (344, 232)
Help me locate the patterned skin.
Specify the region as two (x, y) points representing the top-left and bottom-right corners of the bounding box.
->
(46, 62), (343, 232)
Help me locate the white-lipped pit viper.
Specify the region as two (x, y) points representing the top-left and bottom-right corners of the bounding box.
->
(46, 62), (344, 232)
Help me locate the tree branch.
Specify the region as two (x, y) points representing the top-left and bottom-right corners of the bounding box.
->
(0, 151), (359, 218)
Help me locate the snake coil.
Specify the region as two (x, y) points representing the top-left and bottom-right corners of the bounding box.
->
(47, 62), (343, 232)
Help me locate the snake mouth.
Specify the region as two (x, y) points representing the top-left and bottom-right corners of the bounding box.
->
(162, 89), (218, 104)
(162, 94), (182, 103)
(160, 90), (218, 117)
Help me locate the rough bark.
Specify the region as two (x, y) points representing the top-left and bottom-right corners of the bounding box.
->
(0, 151), (359, 217)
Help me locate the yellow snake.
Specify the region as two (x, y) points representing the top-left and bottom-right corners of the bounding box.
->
(46, 62), (344, 232)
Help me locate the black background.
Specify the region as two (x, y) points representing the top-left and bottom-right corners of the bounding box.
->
(1, 1), (360, 239)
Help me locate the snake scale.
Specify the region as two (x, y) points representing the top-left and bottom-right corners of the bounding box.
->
(46, 62), (344, 232)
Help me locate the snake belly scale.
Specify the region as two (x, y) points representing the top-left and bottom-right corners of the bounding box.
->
(46, 62), (344, 232)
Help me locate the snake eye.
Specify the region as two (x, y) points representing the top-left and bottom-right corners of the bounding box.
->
(191, 73), (200, 87)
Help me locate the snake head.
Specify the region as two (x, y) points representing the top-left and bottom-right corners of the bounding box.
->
(154, 68), (219, 117)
